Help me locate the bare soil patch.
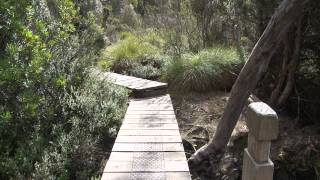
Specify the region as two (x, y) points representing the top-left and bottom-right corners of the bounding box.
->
(171, 91), (320, 180)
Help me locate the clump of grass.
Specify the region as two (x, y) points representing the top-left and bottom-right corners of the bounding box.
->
(111, 35), (155, 61)
(99, 32), (155, 72)
(99, 31), (168, 80)
(130, 65), (161, 80)
(163, 46), (243, 92)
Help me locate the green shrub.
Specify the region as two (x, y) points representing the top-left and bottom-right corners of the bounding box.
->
(142, 29), (166, 49)
(163, 30), (190, 56)
(103, 32), (156, 63)
(131, 65), (162, 80)
(0, 0), (128, 179)
(163, 46), (242, 92)
(120, 4), (140, 28)
(100, 31), (168, 80)
(33, 76), (128, 179)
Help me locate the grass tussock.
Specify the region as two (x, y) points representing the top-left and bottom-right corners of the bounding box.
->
(99, 31), (168, 80)
(163, 47), (243, 92)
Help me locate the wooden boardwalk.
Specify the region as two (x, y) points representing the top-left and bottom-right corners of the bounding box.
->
(107, 72), (168, 97)
(100, 72), (191, 180)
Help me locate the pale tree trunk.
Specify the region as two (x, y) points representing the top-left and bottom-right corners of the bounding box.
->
(188, 0), (308, 171)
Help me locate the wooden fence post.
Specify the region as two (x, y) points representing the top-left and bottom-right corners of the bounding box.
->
(242, 102), (279, 180)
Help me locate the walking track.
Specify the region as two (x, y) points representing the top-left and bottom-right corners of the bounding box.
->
(99, 71), (191, 180)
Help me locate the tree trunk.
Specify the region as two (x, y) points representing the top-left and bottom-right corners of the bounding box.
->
(269, 35), (290, 107)
(269, 16), (302, 108)
(188, 0), (307, 171)
(277, 17), (302, 106)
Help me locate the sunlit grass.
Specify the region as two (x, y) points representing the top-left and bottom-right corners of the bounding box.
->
(163, 46), (242, 92)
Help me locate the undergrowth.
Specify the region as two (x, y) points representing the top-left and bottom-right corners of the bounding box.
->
(33, 76), (129, 179)
(99, 31), (168, 80)
(163, 47), (243, 92)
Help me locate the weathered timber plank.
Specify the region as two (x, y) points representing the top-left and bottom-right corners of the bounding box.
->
(123, 119), (176, 123)
(129, 102), (172, 106)
(108, 152), (187, 161)
(129, 99), (172, 104)
(124, 115), (176, 119)
(122, 118), (177, 124)
(124, 114), (176, 119)
(128, 81), (165, 88)
(130, 96), (172, 104)
(116, 81), (165, 90)
(112, 76), (163, 87)
(126, 110), (175, 115)
(115, 135), (182, 143)
(128, 103), (173, 107)
(106, 72), (167, 91)
(127, 105), (174, 111)
(130, 98), (171, 102)
(104, 160), (189, 172)
(111, 143), (185, 152)
(91, 70), (168, 97)
(118, 129), (180, 136)
(125, 114), (176, 119)
(101, 172), (192, 180)
(131, 95), (171, 101)
(120, 123), (179, 130)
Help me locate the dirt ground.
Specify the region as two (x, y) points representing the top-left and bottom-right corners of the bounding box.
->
(171, 91), (320, 180)
(171, 91), (229, 153)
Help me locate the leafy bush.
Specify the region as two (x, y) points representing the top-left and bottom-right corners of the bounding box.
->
(142, 29), (166, 48)
(163, 47), (242, 92)
(131, 65), (162, 80)
(163, 30), (190, 56)
(0, 0), (128, 179)
(33, 76), (128, 179)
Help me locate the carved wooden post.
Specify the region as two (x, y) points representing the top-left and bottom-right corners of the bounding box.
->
(242, 102), (279, 180)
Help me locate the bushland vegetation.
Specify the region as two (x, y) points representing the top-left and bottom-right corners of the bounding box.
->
(1, 0), (320, 179)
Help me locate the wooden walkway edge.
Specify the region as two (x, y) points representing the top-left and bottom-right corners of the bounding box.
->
(99, 72), (191, 180)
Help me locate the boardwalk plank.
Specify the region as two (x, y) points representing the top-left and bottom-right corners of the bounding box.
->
(104, 160), (189, 172)
(125, 114), (176, 119)
(124, 116), (177, 120)
(101, 172), (191, 180)
(127, 104), (174, 111)
(118, 129), (180, 136)
(123, 118), (177, 124)
(106, 72), (167, 91)
(126, 110), (175, 115)
(108, 152), (187, 162)
(131, 95), (171, 101)
(115, 135), (182, 143)
(112, 143), (185, 152)
(120, 123), (179, 130)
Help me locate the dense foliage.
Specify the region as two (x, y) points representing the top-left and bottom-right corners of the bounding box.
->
(163, 47), (242, 92)
(99, 31), (168, 80)
(0, 0), (128, 179)
(1, 0), (320, 179)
